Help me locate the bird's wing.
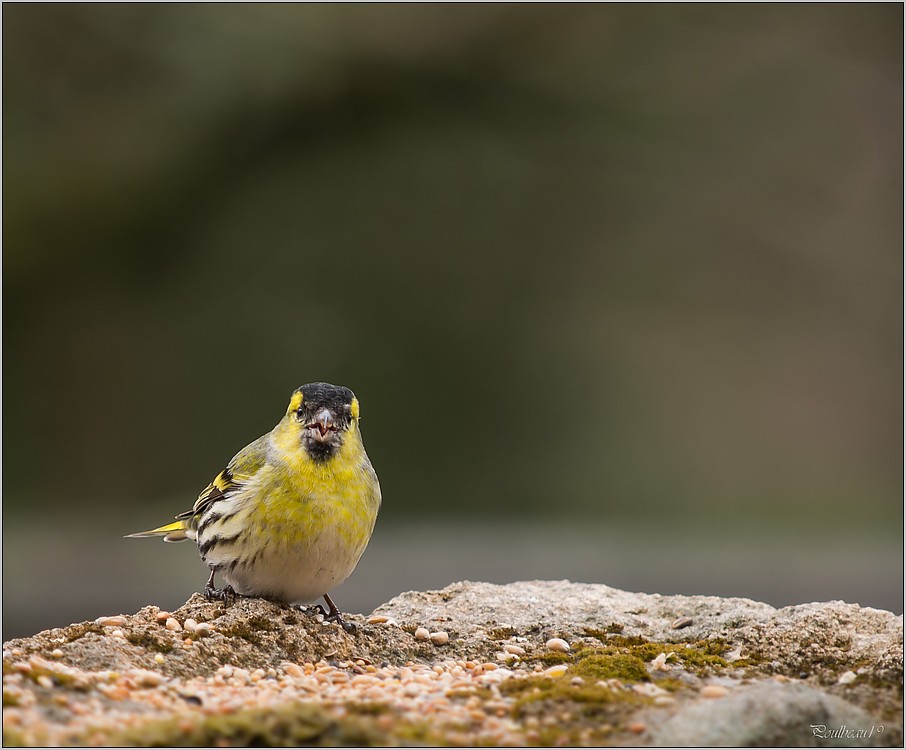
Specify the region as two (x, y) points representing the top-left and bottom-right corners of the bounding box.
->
(179, 434), (270, 525)
(127, 434), (269, 542)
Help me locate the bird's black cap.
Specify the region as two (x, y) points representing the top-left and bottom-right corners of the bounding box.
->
(295, 382), (355, 413)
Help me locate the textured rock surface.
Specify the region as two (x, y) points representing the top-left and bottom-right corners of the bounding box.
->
(376, 580), (903, 682)
(647, 683), (890, 747)
(3, 581), (902, 747)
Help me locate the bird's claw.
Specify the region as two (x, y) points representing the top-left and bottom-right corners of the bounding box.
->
(301, 603), (357, 634)
(204, 583), (237, 602)
(327, 615), (357, 635)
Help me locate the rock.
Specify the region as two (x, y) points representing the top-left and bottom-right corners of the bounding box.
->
(2, 581), (901, 747)
(375, 581), (902, 684)
(648, 683), (890, 747)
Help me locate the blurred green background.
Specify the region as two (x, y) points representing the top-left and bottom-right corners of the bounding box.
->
(3, 5), (902, 639)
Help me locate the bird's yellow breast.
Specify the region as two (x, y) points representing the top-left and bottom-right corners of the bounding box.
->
(252, 422), (381, 550)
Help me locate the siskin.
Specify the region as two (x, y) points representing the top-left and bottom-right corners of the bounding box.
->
(128, 382), (381, 632)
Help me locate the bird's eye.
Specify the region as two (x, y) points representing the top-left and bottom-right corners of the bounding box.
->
(296, 407), (306, 420)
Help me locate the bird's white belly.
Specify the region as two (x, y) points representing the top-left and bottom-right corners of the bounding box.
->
(221, 530), (365, 604)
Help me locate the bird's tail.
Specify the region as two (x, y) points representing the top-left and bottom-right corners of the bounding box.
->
(125, 520), (193, 543)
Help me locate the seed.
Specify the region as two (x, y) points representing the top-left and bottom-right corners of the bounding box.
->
(837, 671), (857, 685)
(95, 616), (127, 627)
(545, 638), (570, 652)
(414, 627), (430, 641)
(183, 619), (198, 633)
(543, 664), (569, 677)
(283, 663), (304, 678)
(633, 683), (667, 696)
(154, 654), (165, 665)
(50, 649), (63, 659)
(503, 643), (525, 656)
(701, 685), (729, 699)
(155, 611), (171, 623)
(430, 631), (449, 645)
(651, 652), (676, 671)
(366, 615), (389, 624)
(132, 670), (164, 687)
(232, 668), (250, 684)
(110, 630), (125, 638)
(571, 677), (585, 686)
(654, 695), (676, 707)
(194, 624), (213, 637)
(671, 616), (694, 630)
(165, 618), (181, 632)
(36, 675), (53, 689)
(627, 721), (646, 734)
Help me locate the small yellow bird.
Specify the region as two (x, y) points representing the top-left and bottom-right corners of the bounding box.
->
(128, 382), (381, 632)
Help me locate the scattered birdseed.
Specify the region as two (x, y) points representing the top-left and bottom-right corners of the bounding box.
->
(155, 611), (171, 623)
(50, 650), (63, 660)
(430, 631), (449, 645)
(94, 616), (127, 627)
(110, 630), (125, 639)
(651, 652), (676, 671)
(132, 670), (165, 688)
(1, 608), (777, 749)
(283, 663), (304, 678)
(414, 627), (430, 641)
(837, 670), (857, 685)
(633, 683), (667, 697)
(366, 615), (389, 625)
(183, 619), (198, 633)
(671, 616), (693, 630)
(193, 624), (213, 637)
(701, 685), (729, 699)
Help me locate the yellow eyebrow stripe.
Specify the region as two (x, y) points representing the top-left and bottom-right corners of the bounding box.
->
(288, 391), (304, 413)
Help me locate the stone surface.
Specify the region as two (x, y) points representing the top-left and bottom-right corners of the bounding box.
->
(3, 580), (902, 747)
(647, 683), (890, 747)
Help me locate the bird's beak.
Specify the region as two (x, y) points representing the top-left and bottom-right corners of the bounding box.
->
(307, 408), (337, 442)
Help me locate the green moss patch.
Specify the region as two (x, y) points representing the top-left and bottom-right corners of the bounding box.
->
(565, 635), (730, 675)
(106, 701), (387, 747)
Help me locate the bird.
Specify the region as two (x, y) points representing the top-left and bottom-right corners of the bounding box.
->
(127, 382), (381, 633)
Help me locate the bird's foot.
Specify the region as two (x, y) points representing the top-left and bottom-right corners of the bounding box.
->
(203, 582), (237, 602)
(307, 595), (357, 634)
(321, 609), (357, 635)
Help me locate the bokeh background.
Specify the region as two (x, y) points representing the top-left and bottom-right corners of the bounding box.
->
(3, 5), (902, 639)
